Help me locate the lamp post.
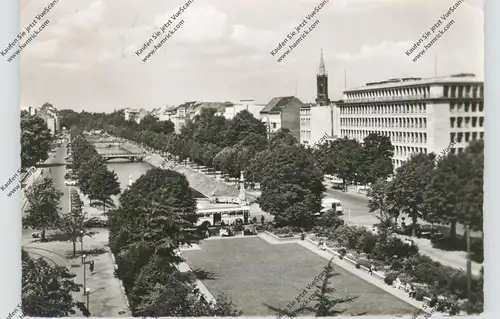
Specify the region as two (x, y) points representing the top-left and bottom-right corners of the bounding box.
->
(82, 254), (87, 294)
(80, 230), (84, 262)
(466, 224), (472, 313)
(85, 288), (90, 312)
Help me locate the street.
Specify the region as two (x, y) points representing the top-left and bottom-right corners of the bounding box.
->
(325, 187), (482, 276)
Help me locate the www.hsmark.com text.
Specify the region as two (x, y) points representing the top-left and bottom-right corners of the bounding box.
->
(1, 0), (59, 62)
(136, 0), (196, 62)
(270, 0), (329, 63)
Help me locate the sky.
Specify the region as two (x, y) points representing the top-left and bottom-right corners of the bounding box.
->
(19, 0), (484, 112)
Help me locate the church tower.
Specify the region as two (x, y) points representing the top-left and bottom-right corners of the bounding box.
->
(316, 49), (330, 106)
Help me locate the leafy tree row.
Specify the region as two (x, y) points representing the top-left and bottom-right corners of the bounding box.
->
(109, 168), (241, 316)
(105, 110), (325, 229)
(314, 134), (394, 187)
(369, 139), (483, 239)
(70, 130), (121, 214)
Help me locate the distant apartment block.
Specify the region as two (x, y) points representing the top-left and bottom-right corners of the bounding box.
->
(21, 106), (37, 116)
(260, 96), (303, 141)
(38, 102), (60, 136)
(124, 108), (148, 123)
(337, 74), (484, 169)
(225, 99), (266, 120)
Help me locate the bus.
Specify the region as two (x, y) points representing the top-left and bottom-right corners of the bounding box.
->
(321, 198), (343, 215)
(196, 206), (250, 227)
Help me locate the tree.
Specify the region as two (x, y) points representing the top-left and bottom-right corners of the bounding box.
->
(368, 178), (400, 239)
(59, 210), (97, 258)
(21, 112), (53, 168)
(22, 250), (85, 316)
(317, 138), (364, 189)
(360, 133), (394, 185)
(57, 189), (96, 256)
(257, 145), (324, 229)
(193, 108), (228, 146)
(23, 177), (62, 241)
(264, 259), (358, 317)
(224, 109), (266, 146)
(423, 152), (462, 239)
(269, 128), (297, 148)
(87, 165), (121, 214)
(389, 153), (436, 237)
(456, 140), (483, 233)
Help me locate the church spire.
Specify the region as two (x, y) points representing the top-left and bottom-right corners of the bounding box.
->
(318, 48), (326, 75)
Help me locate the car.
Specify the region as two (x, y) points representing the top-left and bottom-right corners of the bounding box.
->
(64, 179), (77, 186)
(84, 217), (108, 228)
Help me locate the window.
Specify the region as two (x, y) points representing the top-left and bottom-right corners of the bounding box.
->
(272, 123), (277, 129)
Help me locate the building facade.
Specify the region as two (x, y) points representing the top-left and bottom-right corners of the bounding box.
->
(260, 96), (303, 141)
(124, 108), (148, 123)
(338, 74), (484, 169)
(38, 102), (60, 136)
(21, 106), (37, 116)
(224, 99), (265, 120)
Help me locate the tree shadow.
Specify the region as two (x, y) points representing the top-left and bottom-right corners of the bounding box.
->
(179, 268), (218, 282)
(46, 232), (74, 242)
(65, 247), (107, 260)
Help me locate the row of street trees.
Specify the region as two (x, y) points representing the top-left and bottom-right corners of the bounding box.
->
(109, 168), (241, 316)
(369, 139), (483, 247)
(70, 130), (121, 214)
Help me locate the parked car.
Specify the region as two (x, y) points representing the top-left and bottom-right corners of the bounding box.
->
(84, 217), (108, 228)
(64, 179), (77, 186)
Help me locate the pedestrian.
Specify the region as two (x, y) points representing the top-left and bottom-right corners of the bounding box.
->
(300, 230), (305, 241)
(368, 264), (373, 275)
(261, 215), (265, 225)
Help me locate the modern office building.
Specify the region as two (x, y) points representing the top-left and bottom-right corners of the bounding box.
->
(338, 73), (484, 169)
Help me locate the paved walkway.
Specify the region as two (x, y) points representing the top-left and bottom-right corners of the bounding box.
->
(257, 232), (438, 317)
(177, 260), (216, 304)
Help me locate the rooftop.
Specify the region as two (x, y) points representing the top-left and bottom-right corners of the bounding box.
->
(346, 74), (483, 92)
(260, 96), (302, 113)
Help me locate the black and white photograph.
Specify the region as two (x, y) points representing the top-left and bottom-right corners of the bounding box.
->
(12, 0), (484, 317)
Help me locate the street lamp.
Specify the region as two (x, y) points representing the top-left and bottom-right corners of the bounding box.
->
(80, 230), (84, 262)
(82, 254), (87, 294)
(85, 288), (90, 311)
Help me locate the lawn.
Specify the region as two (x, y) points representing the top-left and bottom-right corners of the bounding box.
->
(182, 237), (417, 316)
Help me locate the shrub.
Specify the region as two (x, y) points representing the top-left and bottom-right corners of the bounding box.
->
(274, 226), (293, 235)
(384, 273), (397, 285)
(415, 289), (426, 301)
(355, 263), (361, 269)
(234, 224), (244, 232)
(339, 248), (347, 256)
(361, 233), (378, 254)
(390, 259), (403, 271)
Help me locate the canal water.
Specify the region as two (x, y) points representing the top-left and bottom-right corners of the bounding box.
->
(97, 145), (205, 204)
